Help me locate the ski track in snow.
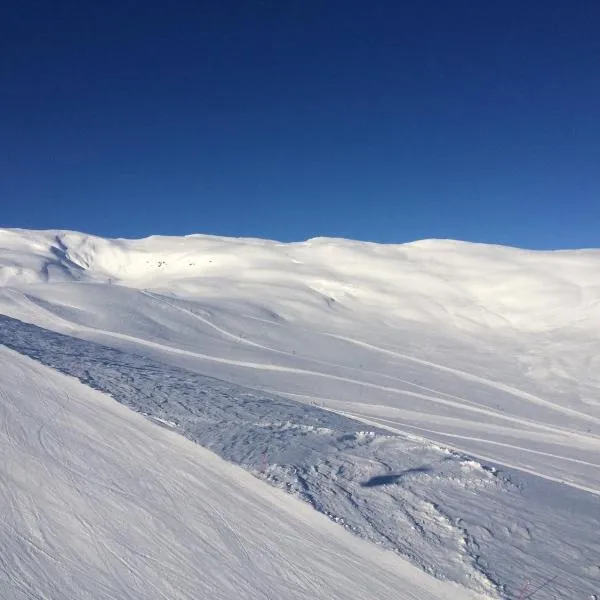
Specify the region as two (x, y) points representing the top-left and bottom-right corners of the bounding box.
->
(319, 331), (600, 427)
(145, 291), (600, 436)
(1, 315), (599, 600)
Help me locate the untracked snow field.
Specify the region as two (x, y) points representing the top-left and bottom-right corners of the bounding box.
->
(1, 228), (599, 599)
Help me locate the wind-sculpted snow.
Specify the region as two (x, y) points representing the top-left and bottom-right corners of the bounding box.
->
(2, 315), (598, 599)
(3, 345), (485, 600)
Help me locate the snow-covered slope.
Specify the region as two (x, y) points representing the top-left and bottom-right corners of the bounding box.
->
(2, 228), (599, 487)
(2, 345), (486, 600)
(1, 228), (599, 599)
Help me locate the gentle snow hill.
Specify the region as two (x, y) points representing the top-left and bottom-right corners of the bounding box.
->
(1, 228), (600, 599)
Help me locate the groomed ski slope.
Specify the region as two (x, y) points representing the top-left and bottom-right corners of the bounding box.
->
(0, 345), (484, 600)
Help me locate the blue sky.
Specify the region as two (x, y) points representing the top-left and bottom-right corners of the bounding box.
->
(2, 1), (599, 248)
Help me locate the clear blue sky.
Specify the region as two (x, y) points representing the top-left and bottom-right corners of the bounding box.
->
(2, 1), (599, 248)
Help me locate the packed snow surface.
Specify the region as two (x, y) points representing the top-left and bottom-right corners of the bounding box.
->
(2, 345), (487, 600)
(1, 228), (599, 599)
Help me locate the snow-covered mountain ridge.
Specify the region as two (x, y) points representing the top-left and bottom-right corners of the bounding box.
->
(2, 227), (600, 334)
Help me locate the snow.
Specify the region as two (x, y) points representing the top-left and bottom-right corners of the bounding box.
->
(0, 345), (484, 600)
(1, 227), (599, 599)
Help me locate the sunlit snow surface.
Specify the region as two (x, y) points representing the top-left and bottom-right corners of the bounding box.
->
(1, 228), (600, 599)
(2, 345), (488, 600)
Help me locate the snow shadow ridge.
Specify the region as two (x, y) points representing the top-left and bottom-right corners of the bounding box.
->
(361, 466), (433, 487)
